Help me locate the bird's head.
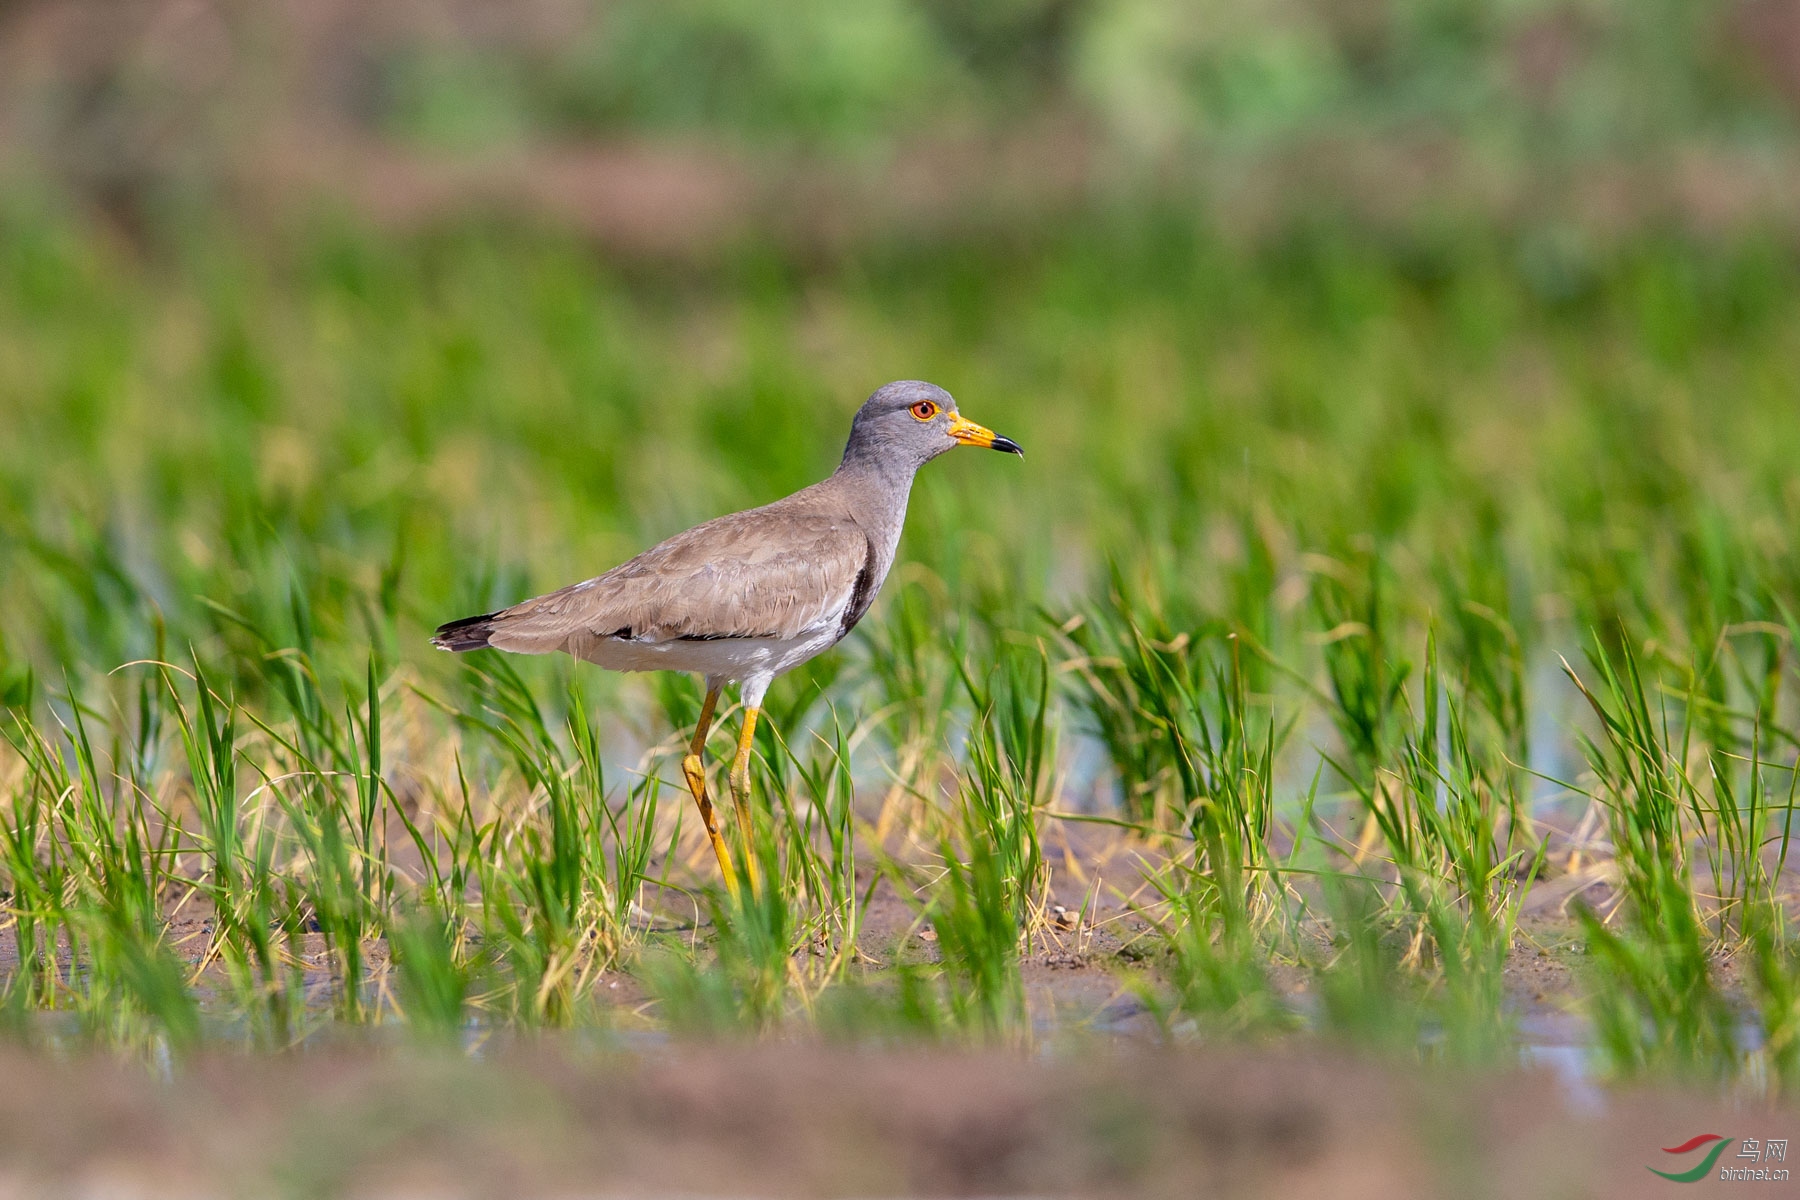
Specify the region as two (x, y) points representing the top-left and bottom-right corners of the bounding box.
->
(841, 380), (1023, 475)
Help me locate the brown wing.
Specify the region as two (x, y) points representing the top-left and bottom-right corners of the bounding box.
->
(479, 502), (873, 656)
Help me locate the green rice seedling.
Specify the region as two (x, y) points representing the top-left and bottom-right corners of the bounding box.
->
(231, 657), (376, 1040)
(0, 735), (64, 1007)
(276, 770), (375, 1022)
(387, 905), (473, 1044)
(860, 573), (963, 837)
(36, 689), (174, 941)
(166, 660), (242, 899)
(954, 641), (1054, 937)
(1136, 853), (1296, 1041)
(188, 773), (302, 1048)
(1310, 548), (1411, 786)
(0, 690), (184, 1023)
(1384, 638), (1540, 927)
(1407, 888), (1512, 1067)
(708, 872), (800, 1030)
(1162, 637), (1280, 936)
(1058, 567), (1188, 827)
(1676, 615), (1800, 940)
(1745, 896), (1800, 1101)
(12, 186), (1800, 1074)
(1061, 566), (1284, 906)
(1311, 871), (1426, 1059)
(1112, 612), (1283, 919)
(642, 691), (873, 1037)
(469, 853), (555, 1028)
(757, 709), (870, 978)
(71, 904), (202, 1058)
(1300, 635), (1537, 1066)
(1563, 638), (1744, 1081)
(567, 677), (662, 964)
(232, 656), (391, 1024)
(638, 841), (808, 1037)
(1430, 533), (1534, 849)
(814, 963), (949, 1043)
(349, 655), (389, 908)
(112, 657), (169, 818)
(479, 769), (595, 1026)
(636, 943), (746, 1037)
(443, 660), (662, 1023)
(1575, 898), (1741, 1086)
(212, 640), (385, 1029)
(922, 821), (1027, 1040)
(2, 690), (184, 1047)
(1703, 713), (1795, 943)
(401, 753), (487, 923)
(446, 659), (590, 1023)
(1064, 577), (1286, 1027)
(642, 708), (858, 1035)
(59, 702), (230, 1052)
(904, 694), (1050, 1043)
(594, 772), (664, 960)
(1635, 625), (1776, 935)
(1563, 638), (1711, 932)
(1389, 646), (1538, 1064)
(1435, 523), (1531, 749)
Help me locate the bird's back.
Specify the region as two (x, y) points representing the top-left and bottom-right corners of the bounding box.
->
(433, 474), (889, 660)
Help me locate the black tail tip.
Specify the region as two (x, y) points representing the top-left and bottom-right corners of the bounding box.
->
(432, 612), (497, 652)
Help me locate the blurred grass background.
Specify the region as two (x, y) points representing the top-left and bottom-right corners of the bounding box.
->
(4, 0), (1800, 1083)
(4, 0), (1800, 688)
(11, 0), (1800, 238)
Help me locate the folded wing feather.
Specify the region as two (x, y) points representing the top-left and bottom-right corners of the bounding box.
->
(482, 504), (871, 656)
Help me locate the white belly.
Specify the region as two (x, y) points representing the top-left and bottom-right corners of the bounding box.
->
(568, 620), (844, 684)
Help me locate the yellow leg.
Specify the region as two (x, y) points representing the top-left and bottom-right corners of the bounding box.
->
(729, 705), (763, 895)
(680, 685), (741, 901)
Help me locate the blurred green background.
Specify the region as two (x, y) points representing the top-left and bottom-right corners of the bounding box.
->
(0, 0), (1792, 855)
(5, 0), (1800, 692)
(6, 0), (1800, 1082)
(11, 0), (1800, 225)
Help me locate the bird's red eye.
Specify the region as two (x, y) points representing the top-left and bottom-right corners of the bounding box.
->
(910, 401), (938, 420)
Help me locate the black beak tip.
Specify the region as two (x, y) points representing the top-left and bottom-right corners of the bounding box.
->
(992, 435), (1024, 457)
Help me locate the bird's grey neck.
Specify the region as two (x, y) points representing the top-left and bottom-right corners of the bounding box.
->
(834, 447), (921, 495)
(830, 454), (916, 539)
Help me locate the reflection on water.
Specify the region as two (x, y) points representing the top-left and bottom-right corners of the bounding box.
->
(1517, 1011), (1603, 1112)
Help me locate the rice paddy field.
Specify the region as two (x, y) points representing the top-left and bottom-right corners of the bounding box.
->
(3, 202), (1798, 1192)
(9, 1), (1800, 1195)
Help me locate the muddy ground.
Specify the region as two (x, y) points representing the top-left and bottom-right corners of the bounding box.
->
(0, 1039), (1788, 1199)
(0, 811), (1692, 1046)
(2, 815), (1783, 1197)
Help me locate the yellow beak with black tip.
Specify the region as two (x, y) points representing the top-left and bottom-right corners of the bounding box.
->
(947, 413), (1024, 456)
